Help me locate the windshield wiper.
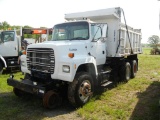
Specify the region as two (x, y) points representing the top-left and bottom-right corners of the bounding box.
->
(69, 37), (87, 40)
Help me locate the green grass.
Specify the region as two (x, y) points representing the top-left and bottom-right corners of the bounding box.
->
(0, 47), (160, 120)
(142, 47), (152, 55)
(0, 72), (23, 93)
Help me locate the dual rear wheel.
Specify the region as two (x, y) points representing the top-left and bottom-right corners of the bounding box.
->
(125, 60), (137, 81)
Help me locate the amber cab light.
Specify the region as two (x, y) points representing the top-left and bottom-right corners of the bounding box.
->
(68, 53), (74, 58)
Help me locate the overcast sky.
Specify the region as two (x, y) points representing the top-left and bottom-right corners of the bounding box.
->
(0, 0), (159, 43)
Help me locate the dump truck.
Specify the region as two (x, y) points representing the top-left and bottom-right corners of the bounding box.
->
(0, 28), (52, 73)
(7, 7), (142, 108)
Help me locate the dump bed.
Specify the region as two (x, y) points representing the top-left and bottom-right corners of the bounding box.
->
(65, 7), (142, 57)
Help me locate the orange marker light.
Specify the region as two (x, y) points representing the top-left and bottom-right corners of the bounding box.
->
(68, 53), (74, 58)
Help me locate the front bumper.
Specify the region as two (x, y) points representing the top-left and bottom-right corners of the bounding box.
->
(7, 78), (46, 97)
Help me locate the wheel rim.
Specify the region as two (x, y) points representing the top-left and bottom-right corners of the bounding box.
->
(78, 80), (91, 103)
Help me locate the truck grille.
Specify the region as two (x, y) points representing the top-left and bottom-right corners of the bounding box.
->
(27, 48), (55, 74)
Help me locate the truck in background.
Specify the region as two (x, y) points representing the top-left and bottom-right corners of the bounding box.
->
(7, 7), (142, 108)
(0, 28), (52, 73)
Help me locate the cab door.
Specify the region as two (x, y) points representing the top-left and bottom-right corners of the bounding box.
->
(0, 31), (18, 57)
(90, 24), (108, 65)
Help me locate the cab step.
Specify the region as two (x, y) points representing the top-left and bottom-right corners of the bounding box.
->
(101, 81), (113, 87)
(101, 70), (111, 74)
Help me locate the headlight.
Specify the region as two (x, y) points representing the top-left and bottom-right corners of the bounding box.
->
(62, 65), (70, 73)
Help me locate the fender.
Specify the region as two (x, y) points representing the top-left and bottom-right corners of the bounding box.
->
(74, 55), (98, 75)
(0, 55), (7, 68)
(56, 55), (98, 82)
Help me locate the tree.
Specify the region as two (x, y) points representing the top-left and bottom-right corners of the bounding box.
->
(148, 35), (160, 48)
(0, 21), (11, 30)
(23, 25), (32, 28)
(11, 25), (21, 30)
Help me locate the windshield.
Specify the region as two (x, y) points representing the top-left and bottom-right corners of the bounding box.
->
(52, 21), (89, 41)
(1, 31), (15, 42)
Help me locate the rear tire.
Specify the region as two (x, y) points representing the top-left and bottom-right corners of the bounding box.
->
(131, 60), (137, 78)
(68, 72), (93, 107)
(125, 62), (131, 81)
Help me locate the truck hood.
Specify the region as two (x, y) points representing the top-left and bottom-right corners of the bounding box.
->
(27, 40), (86, 48)
(27, 40), (90, 58)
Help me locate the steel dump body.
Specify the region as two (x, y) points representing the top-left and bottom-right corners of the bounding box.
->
(65, 7), (142, 57)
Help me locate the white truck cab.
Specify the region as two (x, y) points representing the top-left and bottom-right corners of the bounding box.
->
(0, 28), (52, 73)
(0, 30), (21, 73)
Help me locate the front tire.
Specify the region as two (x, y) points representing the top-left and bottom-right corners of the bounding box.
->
(68, 72), (93, 107)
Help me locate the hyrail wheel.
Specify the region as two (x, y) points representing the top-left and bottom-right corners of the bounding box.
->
(68, 72), (93, 107)
(43, 90), (62, 109)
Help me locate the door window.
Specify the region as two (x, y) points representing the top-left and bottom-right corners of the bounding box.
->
(91, 25), (102, 40)
(2, 31), (14, 42)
